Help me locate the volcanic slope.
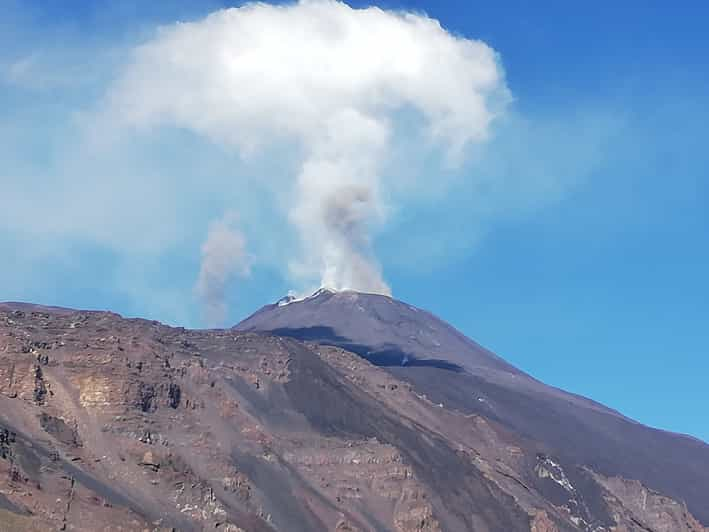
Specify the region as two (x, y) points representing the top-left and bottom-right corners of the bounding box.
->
(0, 298), (705, 531)
(237, 289), (709, 528)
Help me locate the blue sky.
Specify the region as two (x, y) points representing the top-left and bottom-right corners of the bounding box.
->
(1, 0), (708, 442)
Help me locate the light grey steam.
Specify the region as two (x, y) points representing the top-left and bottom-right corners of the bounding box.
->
(107, 0), (510, 296)
(195, 214), (250, 326)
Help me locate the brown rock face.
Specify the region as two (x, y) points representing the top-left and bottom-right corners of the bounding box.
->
(0, 299), (707, 531)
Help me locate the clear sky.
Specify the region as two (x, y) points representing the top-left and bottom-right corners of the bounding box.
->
(1, 0), (707, 443)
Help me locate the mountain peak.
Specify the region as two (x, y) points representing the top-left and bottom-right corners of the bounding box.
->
(237, 289), (515, 376)
(234, 292), (709, 527)
(275, 287), (392, 308)
(275, 287), (341, 307)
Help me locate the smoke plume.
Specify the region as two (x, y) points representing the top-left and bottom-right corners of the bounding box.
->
(108, 0), (510, 295)
(195, 213), (250, 326)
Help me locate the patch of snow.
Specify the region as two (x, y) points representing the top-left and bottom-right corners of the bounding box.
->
(275, 287), (338, 307)
(276, 294), (297, 307)
(535, 456), (576, 493)
(311, 287), (338, 298)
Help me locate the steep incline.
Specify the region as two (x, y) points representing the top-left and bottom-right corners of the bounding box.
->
(0, 301), (706, 531)
(236, 289), (709, 526)
(238, 289), (518, 375)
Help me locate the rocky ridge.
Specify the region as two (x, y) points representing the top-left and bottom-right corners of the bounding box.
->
(0, 300), (706, 531)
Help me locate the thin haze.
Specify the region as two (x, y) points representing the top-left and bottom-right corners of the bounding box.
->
(106, 0), (511, 297)
(195, 213), (250, 327)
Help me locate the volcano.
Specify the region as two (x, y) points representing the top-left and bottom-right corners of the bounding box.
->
(0, 294), (707, 531)
(236, 289), (709, 527)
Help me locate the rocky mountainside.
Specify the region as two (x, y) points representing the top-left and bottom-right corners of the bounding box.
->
(0, 296), (707, 531)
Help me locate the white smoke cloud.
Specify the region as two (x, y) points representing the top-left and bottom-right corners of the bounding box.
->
(195, 213), (250, 327)
(106, 0), (511, 295)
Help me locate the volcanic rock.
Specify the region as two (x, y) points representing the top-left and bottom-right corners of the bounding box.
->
(0, 297), (705, 531)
